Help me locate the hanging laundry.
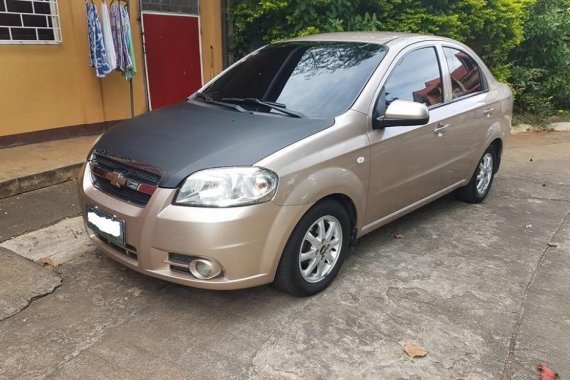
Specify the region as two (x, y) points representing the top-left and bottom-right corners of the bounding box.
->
(86, 1), (112, 78)
(100, 1), (117, 71)
(110, 1), (132, 73)
(110, 1), (131, 72)
(121, 3), (137, 80)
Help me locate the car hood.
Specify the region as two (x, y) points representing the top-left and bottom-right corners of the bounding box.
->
(92, 101), (335, 187)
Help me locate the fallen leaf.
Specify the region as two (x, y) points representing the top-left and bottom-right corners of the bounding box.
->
(404, 343), (427, 358)
(547, 242), (558, 248)
(394, 234), (404, 239)
(40, 257), (54, 267)
(538, 362), (558, 380)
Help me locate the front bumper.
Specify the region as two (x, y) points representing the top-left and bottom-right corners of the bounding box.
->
(78, 163), (309, 290)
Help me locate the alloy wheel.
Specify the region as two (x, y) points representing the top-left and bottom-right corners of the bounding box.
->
(298, 215), (343, 283)
(476, 152), (494, 195)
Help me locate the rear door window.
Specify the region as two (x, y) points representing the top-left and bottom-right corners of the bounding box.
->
(443, 48), (484, 99)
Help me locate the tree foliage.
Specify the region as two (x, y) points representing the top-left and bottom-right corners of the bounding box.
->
(510, 0), (570, 114)
(227, 0), (569, 115)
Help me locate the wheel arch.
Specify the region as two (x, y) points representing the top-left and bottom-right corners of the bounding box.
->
(489, 138), (503, 173)
(316, 193), (358, 245)
(268, 191), (359, 279)
(272, 193), (357, 295)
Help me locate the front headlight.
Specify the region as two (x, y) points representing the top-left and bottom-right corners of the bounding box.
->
(174, 167), (278, 207)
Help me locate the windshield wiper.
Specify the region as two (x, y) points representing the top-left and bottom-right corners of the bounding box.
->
(221, 97), (304, 118)
(190, 92), (250, 113)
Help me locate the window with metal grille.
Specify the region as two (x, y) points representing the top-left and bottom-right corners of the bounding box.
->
(141, 0), (198, 14)
(0, 0), (61, 44)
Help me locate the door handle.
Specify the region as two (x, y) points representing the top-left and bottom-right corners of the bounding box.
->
(484, 107), (495, 117)
(434, 123), (450, 135)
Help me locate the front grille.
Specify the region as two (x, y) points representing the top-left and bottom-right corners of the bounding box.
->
(90, 152), (162, 207)
(92, 153), (161, 185)
(93, 177), (151, 206)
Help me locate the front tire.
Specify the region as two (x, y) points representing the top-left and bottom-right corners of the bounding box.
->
(274, 199), (350, 297)
(456, 146), (497, 203)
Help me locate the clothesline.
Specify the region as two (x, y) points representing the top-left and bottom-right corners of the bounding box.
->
(86, 0), (136, 80)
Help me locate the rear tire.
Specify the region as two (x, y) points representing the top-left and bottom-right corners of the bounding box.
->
(456, 146), (497, 204)
(274, 199), (350, 297)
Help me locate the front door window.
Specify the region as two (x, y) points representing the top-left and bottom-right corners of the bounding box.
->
(384, 47), (444, 108)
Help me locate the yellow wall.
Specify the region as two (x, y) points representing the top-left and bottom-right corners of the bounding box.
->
(0, 0), (224, 138)
(0, 1), (146, 137)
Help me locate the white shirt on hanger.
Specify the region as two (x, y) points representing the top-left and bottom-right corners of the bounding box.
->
(100, 1), (117, 71)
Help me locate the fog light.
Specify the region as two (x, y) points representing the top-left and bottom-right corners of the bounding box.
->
(188, 258), (222, 280)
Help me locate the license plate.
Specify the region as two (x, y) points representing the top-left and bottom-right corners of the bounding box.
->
(86, 206), (125, 247)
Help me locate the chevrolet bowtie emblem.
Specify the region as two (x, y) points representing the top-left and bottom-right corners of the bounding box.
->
(107, 171), (127, 188)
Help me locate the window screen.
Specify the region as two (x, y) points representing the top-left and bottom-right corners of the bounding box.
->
(141, 0), (198, 14)
(0, 0), (61, 44)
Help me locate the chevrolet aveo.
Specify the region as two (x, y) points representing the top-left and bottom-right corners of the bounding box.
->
(80, 32), (512, 296)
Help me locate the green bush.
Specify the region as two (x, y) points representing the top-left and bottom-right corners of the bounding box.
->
(510, 0), (570, 115)
(227, 0), (529, 79)
(226, 0), (569, 115)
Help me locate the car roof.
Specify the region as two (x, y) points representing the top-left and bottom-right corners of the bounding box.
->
(287, 31), (440, 46)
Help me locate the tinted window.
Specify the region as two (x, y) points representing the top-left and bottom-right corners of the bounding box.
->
(202, 42), (388, 118)
(383, 47), (443, 108)
(443, 48), (483, 99)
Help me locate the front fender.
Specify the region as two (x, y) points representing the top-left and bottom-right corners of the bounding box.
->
(255, 109), (371, 232)
(273, 166), (368, 230)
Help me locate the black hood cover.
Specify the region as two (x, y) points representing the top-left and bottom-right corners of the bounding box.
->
(92, 102), (334, 188)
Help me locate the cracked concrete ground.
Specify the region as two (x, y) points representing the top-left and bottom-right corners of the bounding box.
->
(0, 247), (61, 321)
(0, 132), (569, 379)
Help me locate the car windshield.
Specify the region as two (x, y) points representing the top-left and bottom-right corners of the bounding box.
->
(199, 41), (388, 118)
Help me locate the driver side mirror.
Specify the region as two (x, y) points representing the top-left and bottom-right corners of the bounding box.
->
(373, 100), (430, 129)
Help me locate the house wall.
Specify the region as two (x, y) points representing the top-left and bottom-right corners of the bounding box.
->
(199, 0), (224, 82)
(0, 0), (223, 141)
(0, 1), (146, 138)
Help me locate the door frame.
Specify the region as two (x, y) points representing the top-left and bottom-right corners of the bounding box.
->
(362, 42), (454, 229)
(140, 11), (204, 111)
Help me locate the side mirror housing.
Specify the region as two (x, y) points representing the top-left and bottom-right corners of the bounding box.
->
(373, 100), (430, 129)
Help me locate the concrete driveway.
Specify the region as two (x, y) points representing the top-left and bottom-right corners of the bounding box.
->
(1, 132), (569, 379)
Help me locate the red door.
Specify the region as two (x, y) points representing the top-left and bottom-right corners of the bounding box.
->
(142, 13), (202, 110)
